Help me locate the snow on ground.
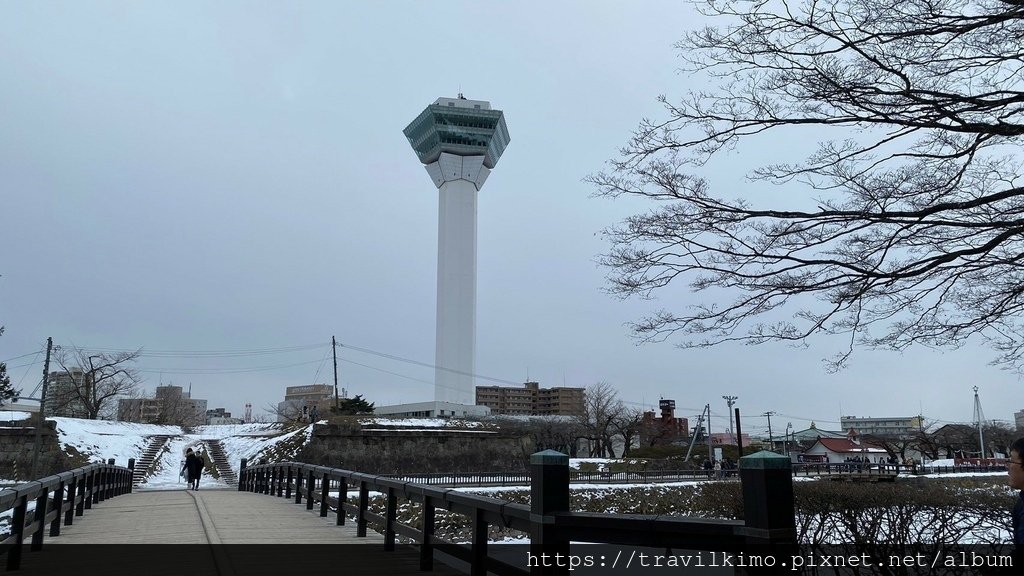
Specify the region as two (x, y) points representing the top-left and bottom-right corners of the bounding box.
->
(569, 458), (617, 470)
(192, 422), (284, 437)
(215, 423), (313, 473)
(46, 417), (316, 490)
(54, 417), (181, 466)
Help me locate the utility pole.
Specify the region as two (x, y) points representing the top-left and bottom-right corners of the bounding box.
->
(332, 336), (340, 412)
(763, 411), (776, 453)
(973, 386), (986, 458)
(30, 337), (53, 480)
(722, 395), (738, 445)
(706, 403), (713, 462)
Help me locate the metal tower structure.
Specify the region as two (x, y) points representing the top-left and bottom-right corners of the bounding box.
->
(403, 96), (510, 405)
(973, 386), (986, 458)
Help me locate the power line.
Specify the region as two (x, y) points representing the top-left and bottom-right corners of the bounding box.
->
(337, 341), (524, 386)
(136, 359), (325, 375)
(1, 350), (45, 363)
(12, 351), (42, 392)
(57, 343), (329, 358)
(336, 357), (435, 386)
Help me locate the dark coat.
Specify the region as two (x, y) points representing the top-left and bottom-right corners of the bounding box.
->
(182, 453), (203, 481)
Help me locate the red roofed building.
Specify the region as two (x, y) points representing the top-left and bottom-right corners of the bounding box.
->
(800, 430), (890, 463)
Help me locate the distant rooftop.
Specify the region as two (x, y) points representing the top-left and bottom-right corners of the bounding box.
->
(433, 96), (491, 110)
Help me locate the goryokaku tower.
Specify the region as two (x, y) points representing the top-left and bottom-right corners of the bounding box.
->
(403, 95), (510, 406)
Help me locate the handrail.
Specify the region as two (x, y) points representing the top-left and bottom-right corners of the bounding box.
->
(0, 459), (134, 571)
(790, 462), (1008, 476)
(239, 452), (796, 576)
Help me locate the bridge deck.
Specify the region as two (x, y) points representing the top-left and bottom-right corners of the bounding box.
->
(14, 488), (463, 575)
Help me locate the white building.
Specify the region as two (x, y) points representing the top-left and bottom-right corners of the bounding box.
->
(403, 95), (510, 407)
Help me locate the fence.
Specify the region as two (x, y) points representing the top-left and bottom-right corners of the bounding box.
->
(239, 449), (797, 576)
(0, 459), (134, 570)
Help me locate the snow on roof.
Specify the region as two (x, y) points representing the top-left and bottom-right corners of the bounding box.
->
(0, 411), (32, 422)
(356, 417), (488, 428)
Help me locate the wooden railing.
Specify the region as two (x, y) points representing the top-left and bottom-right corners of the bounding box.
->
(239, 450), (797, 576)
(375, 469), (730, 487)
(791, 462), (1008, 476)
(0, 459), (134, 570)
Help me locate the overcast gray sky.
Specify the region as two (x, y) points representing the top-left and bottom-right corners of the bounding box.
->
(1, 1), (1018, 435)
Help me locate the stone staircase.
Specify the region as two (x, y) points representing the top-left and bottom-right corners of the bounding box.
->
(132, 435), (176, 486)
(204, 439), (237, 485)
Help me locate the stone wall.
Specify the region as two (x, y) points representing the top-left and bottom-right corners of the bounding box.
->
(0, 420), (74, 480)
(295, 424), (532, 474)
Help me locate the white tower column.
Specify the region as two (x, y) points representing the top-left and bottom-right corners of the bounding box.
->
(425, 152), (491, 405)
(403, 96), (509, 410)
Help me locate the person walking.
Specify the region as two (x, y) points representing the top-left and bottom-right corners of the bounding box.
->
(182, 448), (203, 490)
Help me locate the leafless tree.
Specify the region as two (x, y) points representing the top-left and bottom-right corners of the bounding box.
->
(610, 407), (645, 457)
(589, 0), (1024, 371)
(911, 426), (943, 461)
(265, 402), (303, 423)
(51, 348), (141, 420)
(578, 382), (626, 458)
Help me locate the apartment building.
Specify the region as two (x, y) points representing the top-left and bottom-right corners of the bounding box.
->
(840, 415), (923, 436)
(475, 381), (585, 418)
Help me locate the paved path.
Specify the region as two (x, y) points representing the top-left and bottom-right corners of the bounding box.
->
(48, 488), (376, 544)
(14, 488), (463, 575)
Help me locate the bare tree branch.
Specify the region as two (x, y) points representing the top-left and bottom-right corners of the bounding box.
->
(589, 0), (1024, 371)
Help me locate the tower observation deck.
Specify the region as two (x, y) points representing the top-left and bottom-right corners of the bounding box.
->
(403, 96), (510, 407)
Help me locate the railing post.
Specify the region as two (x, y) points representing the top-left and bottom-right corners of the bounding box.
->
(95, 467), (105, 503)
(87, 469), (97, 507)
(471, 508), (488, 576)
(277, 467), (284, 497)
(286, 466), (294, 499)
(31, 486), (48, 550)
(529, 450), (570, 576)
(739, 450), (798, 569)
(420, 494), (435, 570)
(50, 480), (65, 537)
(295, 468), (304, 504)
(336, 476), (347, 526)
(7, 494), (27, 570)
(384, 486), (397, 551)
(238, 459), (247, 492)
(127, 458), (135, 494)
(357, 480), (369, 537)
(306, 469), (315, 510)
(106, 458), (115, 499)
(65, 476), (78, 525)
(320, 473), (330, 517)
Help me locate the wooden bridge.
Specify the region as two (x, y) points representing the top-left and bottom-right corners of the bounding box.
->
(0, 451), (800, 575)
